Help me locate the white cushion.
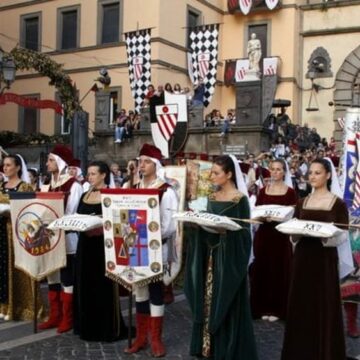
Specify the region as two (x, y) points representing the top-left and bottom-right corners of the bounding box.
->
(252, 205), (295, 222)
(47, 214), (103, 232)
(172, 211), (242, 231)
(276, 218), (347, 247)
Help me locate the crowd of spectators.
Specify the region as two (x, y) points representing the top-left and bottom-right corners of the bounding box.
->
(243, 137), (340, 200)
(114, 108), (141, 143)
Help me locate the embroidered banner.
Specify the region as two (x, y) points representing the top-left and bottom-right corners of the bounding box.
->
(162, 165), (186, 285)
(9, 192), (65, 280)
(101, 188), (163, 290)
(0, 93), (62, 114)
(186, 159), (214, 212)
(125, 29), (152, 113)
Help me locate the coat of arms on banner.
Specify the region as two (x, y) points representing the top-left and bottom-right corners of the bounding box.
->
(101, 188), (163, 290)
(150, 92), (188, 158)
(235, 59), (250, 82)
(186, 160), (214, 212)
(239, 0), (253, 15)
(263, 57), (278, 76)
(198, 52), (210, 79)
(9, 192), (65, 280)
(265, 0), (279, 10)
(155, 104), (178, 141)
(133, 56), (143, 82)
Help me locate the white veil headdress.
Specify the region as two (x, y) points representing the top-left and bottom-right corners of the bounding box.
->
(108, 172), (116, 188)
(283, 159), (293, 189)
(16, 154), (31, 184)
(324, 157), (342, 197)
(229, 154), (249, 199)
(324, 157), (354, 278)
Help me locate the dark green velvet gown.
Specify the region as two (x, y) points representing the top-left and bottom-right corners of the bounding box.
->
(184, 195), (258, 360)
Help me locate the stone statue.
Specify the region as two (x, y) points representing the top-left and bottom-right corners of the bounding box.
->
(247, 33), (262, 73)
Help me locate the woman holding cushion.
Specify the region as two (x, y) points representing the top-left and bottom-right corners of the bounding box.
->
(250, 159), (297, 321)
(184, 155), (258, 360)
(281, 158), (348, 360)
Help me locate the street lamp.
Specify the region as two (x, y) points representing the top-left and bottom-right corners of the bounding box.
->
(0, 48), (16, 95)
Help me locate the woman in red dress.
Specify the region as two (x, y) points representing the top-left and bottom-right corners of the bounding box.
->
(250, 159), (297, 321)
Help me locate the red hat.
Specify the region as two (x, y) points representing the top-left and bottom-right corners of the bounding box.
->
(68, 158), (81, 168)
(139, 143), (163, 161)
(50, 145), (73, 165)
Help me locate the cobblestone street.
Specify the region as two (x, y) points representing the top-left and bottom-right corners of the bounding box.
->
(0, 293), (359, 360)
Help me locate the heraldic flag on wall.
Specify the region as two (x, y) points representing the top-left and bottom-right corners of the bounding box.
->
(125, 29), (151, 113)
(189, 24), (219, 107)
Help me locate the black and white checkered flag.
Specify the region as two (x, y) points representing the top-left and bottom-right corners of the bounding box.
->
(189, 24), (219, 107)
(125, 29), (151, 112)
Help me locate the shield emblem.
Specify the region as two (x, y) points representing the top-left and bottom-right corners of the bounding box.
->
(132, 56), (143, 81)
(265, 0), (279, 10)
(263, 57), (278, 76)
(235, 59), (249, 82)
(150, 93), (188, 158)
(155, 104), (178, 141)
(239, 0), (252, 15)
(198, 52), (210, 79)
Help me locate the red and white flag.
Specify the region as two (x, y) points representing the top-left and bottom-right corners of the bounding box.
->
(263, 57), (278, 76)
(133, 56), (143, 82)
(198, 53), (210, 79)
(239, 0), (252, 15)
(337, 117), (345, 130)
(235, 59), (249, 82)
(265, 0), (279, 10)
(155, 104), (178, 141)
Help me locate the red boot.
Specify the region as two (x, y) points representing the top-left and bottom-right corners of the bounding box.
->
(163, 284), (174, 305)
(344, 302), (360, 338)
(57, 292), (73, 333)
(124, 313), (149, 354)
(150, 316), (166, 358)
(38, 290), (61, 330)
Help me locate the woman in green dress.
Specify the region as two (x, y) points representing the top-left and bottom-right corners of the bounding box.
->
(184, 155), (258, 360)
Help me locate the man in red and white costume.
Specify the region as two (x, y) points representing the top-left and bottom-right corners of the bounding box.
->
(124, 143), (178, 357)
(38, 145), (83, 333)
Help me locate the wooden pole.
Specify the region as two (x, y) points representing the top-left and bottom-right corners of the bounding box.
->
(128, 291), (133, 348)
(33, 279), (38, 334)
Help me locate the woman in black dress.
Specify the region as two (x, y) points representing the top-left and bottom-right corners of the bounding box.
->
(73, 161), (121, 341)
(281, 159), (347, 360)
